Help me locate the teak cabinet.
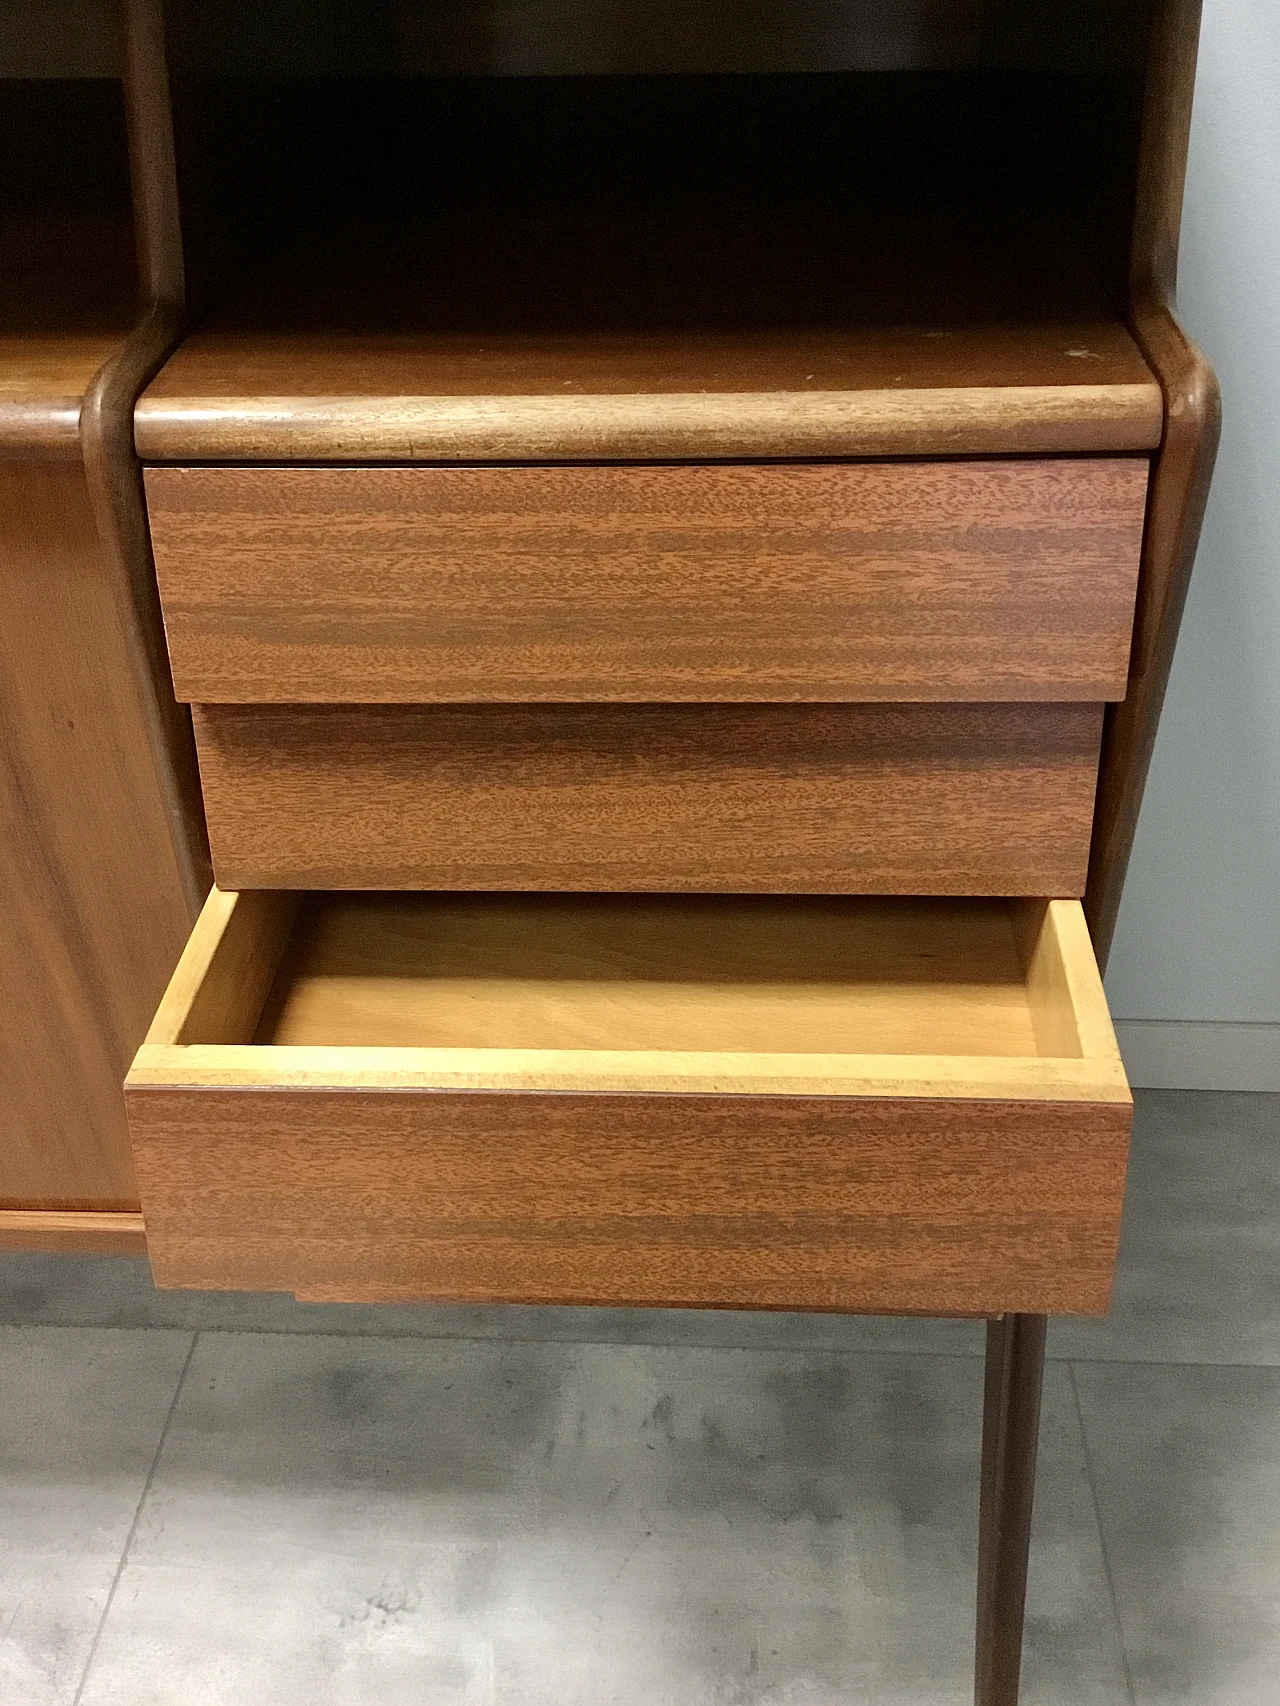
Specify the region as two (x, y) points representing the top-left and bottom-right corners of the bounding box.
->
(1, 2), (1219, 1702)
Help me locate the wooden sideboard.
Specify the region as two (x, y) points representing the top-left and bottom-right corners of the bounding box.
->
(0, 3), (1219, 1701)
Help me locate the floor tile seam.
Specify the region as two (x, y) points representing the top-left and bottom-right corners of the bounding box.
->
(1067, 1357), (1139, 1706)
(7, 1319), (1280, 1371)
(70, 1329), (200, 1706)
(1050, 1350), (1280, 1370)
(0, 1320), (197, 1337)
(0, 1320), (993, 1355)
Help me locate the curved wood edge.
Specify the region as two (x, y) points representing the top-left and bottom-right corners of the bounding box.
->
(0, 401), (85, 458)
(132, 384), (1166, 464)
(119, 0), (184, 310)
(77, 0), (209, 920)
(1086, 0), (1216, 969)
(0, 1210), (147, 1256)
(1085, 304), (1220, 966)
(81, 306), (211, 920)
(1131, 0), (1206, 312)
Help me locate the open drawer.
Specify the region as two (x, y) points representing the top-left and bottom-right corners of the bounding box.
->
(126, 890), (1132, 1315)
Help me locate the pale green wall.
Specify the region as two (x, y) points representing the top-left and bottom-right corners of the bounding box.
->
(1106, 0), (1280, 1023)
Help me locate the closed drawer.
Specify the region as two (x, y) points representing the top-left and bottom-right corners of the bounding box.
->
(192, 701), (1104, 895)
(145, 459), (1148, 703)
(127, 888), (1132, 1314)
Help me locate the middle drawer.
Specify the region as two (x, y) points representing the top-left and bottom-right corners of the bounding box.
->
(144, 458), (1148, 704)
(191, 700), (1103, 894)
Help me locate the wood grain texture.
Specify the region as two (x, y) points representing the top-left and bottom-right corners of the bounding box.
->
(255, 893), (1047, 1059)
(127, 888), (1129, 1311)
(1130, 0), (1206, 313)
(1015, 898), (1121, 1062)
(0, 461), (194, 1209)
(136, 382), (1163, 464)
(127, 1085), (1129, 1313)
(976, 1312), (1047, 1706)
(81, 303), (210, 920)
(1086, 306), (1219, 960)
(191, 700), (1105, 895)
(147, 459), (1149, 704)
(133, 890), (1127, 1101)
(0, 213), (137, 456)
(0, 212), (137, 453)
(0, 1210), (148, 1256)
(121, 0), (185, 311)
(0, 26), (206, 1222)
(136, 205), (1161, 462)
(1087, 0), (1219, 966)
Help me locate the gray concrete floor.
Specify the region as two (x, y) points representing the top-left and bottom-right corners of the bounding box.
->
(2, 1088), (1278, 1704)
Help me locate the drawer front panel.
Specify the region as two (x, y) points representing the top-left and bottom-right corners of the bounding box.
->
(126, 889), (1132, 1315)
(146, 459), (1149, 704)
(128, 1086), (1129, 1315)
(193, 700), (1105, 894)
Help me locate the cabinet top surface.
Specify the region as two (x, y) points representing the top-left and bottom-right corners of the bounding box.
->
(139, 204), (1161, 462)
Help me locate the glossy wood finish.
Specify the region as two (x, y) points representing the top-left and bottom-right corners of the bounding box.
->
(1087, 307), (1219, 959)
(0, 18), (206, 1222)
(136, 207), (1161, 463)
(82, 305), (209, 920)
(127, 888), (1130, 1310)
(0, 1210), (148, 1255)
(80, 0), (209, 921)
(0, 214), (135, 455)
(0, 441), (195, 1214)
(136, 370), (1162, 464)
(191, 700), (1104, 895)
(147, 459), (1148, 705)
(976, 1314), (1048, 1706)
(1087, 0), (1220, 966)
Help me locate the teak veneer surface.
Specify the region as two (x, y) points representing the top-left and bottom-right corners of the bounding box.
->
(127, 889), (1131, 1312)
(0, 207), (196, 1210)
(147, 459), (1148, 704)
(137, 207), (1161, 461)
(191, 701), (1105, 896)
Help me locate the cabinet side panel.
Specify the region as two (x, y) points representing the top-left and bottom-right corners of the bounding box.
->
(0, 461), (193, 1207)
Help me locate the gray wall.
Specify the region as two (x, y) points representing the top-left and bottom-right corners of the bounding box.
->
(1106, 0), (1280, 1085)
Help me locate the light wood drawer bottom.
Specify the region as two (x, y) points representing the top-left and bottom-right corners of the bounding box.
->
(192, 701), (1105, 896)
(127, 889), (1131, 1314)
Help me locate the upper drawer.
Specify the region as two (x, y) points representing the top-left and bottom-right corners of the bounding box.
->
(144, 459), (1149, 704)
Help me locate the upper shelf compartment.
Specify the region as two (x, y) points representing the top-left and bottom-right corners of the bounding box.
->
(136, 67), (1162, 462)
(0, 78), (138, 455)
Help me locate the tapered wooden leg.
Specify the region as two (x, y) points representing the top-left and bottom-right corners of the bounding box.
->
(975, 1313), (1047, 1706)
